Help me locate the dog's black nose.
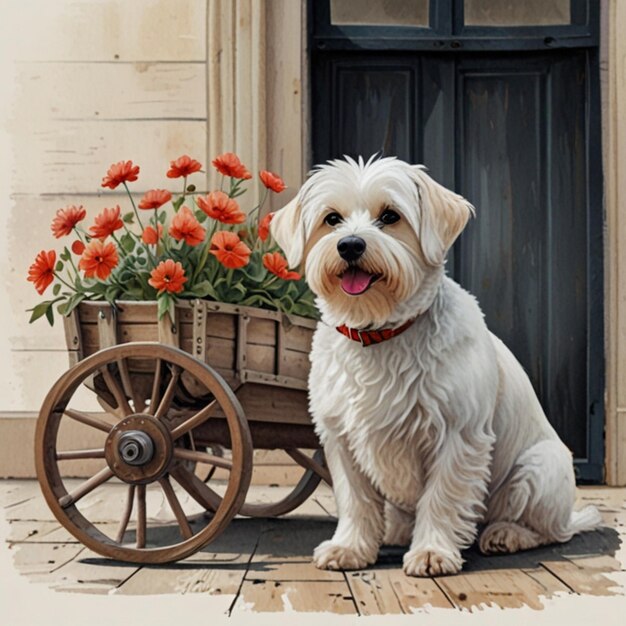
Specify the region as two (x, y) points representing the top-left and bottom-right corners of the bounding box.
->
(337, 236), (366, 262)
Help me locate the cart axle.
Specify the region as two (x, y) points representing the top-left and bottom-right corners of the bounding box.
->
(118, 430), (154, 466)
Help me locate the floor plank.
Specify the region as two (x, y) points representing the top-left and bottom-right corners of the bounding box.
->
(541, 556), (622, 596)
(233, 580), (357, 614)
(434, 568), (566, 611)
(346, 568), (453, 614)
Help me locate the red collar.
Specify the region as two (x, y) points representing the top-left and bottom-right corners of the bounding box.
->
(336, 318), (416, 346)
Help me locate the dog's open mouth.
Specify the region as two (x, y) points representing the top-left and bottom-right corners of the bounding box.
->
(340, 267), (381, 296)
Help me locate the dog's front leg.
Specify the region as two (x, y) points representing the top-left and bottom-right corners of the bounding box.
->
(403, 430), (493, 577)
(314, 436), (384, 570)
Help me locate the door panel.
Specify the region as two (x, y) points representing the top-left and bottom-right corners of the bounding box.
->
(312, 49), (599, 472)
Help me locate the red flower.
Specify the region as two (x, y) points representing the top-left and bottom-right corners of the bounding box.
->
(79, 240), (119, 280)
(212, 152), (252, 179)
(138, 189), (172, 210)
(263, 252), (301, 281)
(167, 155), (203, 179)
(209, 231), (251, 269)
(258, 212), (274, 242)
(142, 224), (163, 245)
(259, 170), (286, 193)
(71, 240), (85, 255)
(149, 259), (187, 295)
(89, 205), (124, 239)
(51, 205), (86, 238)
(196, 191), (246, 224)
(169, 205), (206, 246)
(101, 160), (140, 189)
(27, 250), (56, 295)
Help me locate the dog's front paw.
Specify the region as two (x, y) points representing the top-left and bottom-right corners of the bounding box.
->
(403, 547), (463, 577)
(313, 540), (373, 571)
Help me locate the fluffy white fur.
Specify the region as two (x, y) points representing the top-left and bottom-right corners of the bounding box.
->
(270, 155), (602, 577)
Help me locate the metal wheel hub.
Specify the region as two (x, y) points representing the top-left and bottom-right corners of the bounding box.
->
(105, 414), (173, 484)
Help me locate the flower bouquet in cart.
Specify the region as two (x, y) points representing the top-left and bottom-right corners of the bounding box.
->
(26, 153), (317, 324)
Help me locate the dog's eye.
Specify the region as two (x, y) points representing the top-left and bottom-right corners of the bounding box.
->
(378, 208), (401, 226)
(324, 212), (343, 227)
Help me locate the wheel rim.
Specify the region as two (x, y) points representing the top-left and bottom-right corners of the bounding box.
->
(35, 342), (253, 563)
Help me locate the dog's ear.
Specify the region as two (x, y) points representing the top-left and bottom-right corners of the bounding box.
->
(411, 166), (474, 266)
(269, 195), (306, 268)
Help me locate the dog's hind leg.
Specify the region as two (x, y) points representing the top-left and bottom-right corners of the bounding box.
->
(480, 439), (602, 555)
(383, 501), (414, 546)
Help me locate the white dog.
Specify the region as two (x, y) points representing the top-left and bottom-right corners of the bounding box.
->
(270, 155), (602, 577)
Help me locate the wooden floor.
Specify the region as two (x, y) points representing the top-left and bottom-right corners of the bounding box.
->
(1, 479), (624, 614)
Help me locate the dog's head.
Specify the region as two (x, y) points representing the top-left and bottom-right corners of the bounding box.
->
(270, 156), (473, 327)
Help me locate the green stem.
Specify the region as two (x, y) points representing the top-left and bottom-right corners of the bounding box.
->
(123, 182), (145, 231)
(54, 272), (78, 292)
(191, 242), (211, 284)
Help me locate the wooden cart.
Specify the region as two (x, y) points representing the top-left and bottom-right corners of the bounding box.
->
(35, 300), (330, 563)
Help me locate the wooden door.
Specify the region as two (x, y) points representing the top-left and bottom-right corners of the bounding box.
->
(311, 0), (603, 481)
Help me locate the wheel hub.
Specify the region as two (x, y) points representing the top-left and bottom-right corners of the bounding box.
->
(118, 430), (154, 465)
(105, 414), (172, 484)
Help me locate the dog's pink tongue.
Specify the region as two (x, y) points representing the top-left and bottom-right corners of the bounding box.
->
(341, 267), (373, 295)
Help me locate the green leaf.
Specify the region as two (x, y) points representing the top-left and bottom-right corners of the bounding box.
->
(189, 280), (219, 299)
(27, 301), (53, 323)
(123, 212), (135, 224)
(157, 293), (175, 320)
(55, 261), (64, 272)
(158, 211), (167, 224)
(52, 283), (61, 296)
(60, 249), (71, 262)
(172, 196), (185, 212)
(57, 292), (86, 317)
(120, 232), (136, 253)
(45, 305), (55, 326)
(195, 209), (208, 223)
(136, 256), (147, 265)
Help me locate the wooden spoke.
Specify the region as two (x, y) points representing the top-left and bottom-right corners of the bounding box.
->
(285, 448), (333, 486)
(56, 448), (106, 461)
(115, 485), (136, 544)
(159, 476), (193, 540)
(100, 366), (133, 416)
(64, 408), (113, 433)
(136, 484), (146, 549)
(170, 467), (221, 512)
(58, 466), (114, 508)
(170, 399), (217, 441)
(153, 365), (181, 420)
(173, 447), (232, 470)
(117, 357), (144, 412)
(148, 358), (163, 414)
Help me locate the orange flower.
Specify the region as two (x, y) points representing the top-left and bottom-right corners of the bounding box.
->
(89, 205), (124, 239)
(259, 170), (286, 193)
(258, 212), (274, 242)
(196, 191), (246, 224)
(51, 205), (86, 238)
(212, 152), (252, 179)
(167, 155), (203, 178)
(27, 250), (56, 295)
(71, 240), (85, 255)
(142, 224), (163, 244)
(148, 259), (187, 295)
(138, 189), (172, 210)
(169, 205), (206, 246)
(79, 240), (119, 280)
(210, 231), (251, 269)
(101, 160), (140, 189)
(263, 252), (301, 280)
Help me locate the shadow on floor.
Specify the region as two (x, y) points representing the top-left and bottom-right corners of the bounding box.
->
(79, 516), (621, 574)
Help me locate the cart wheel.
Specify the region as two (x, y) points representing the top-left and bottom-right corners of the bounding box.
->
(190, 448), (331, 518)
(35, 342), (252, 564)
